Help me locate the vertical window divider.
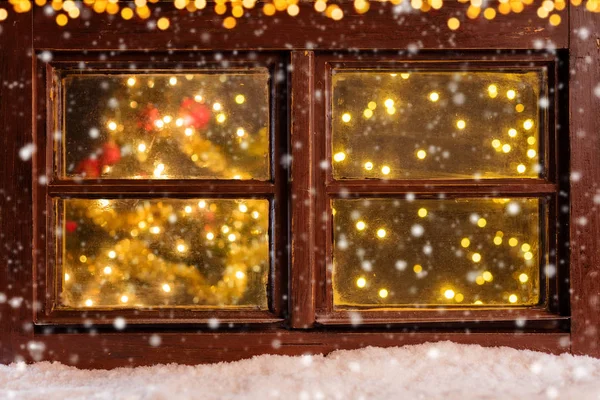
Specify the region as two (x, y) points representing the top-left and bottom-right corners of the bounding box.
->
(289, 50), (316, 328)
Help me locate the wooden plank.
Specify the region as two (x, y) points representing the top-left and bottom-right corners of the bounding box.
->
(29, 331), (570, 368)
(569, 5), (600, 357)
(0, 12), (34, 364)
(289, 51), (316, 328)
(32, 2), (568, 51)
(326, 181), (558, 196)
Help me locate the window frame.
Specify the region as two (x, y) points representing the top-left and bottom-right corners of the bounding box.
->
(2, 2), (598, 366)
(304, 52), (569, 327)
(33, 52), (290, 326)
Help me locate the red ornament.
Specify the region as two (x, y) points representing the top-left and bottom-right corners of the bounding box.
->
(179, 97), (211, 130)
(137, 104), (160, 131)
(100, 142), (121, 166)
(65, 220), (78, 233)
(76, 158), (100, 178)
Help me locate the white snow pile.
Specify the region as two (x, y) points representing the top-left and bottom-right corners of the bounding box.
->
(1, 341), (600, 400)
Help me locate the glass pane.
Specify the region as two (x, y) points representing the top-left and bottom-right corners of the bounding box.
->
(332, 70), (544, 179)
(61, 70), (270, 180)
(332, 198), (542, 308)
(59, 198), (269, 309)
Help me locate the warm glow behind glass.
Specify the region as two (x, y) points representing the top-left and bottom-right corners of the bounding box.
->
(332, 198), (542, 308)
(332, 70), (544, 179)
(61, 70), (270, 180)
(59, 198), (270, 309)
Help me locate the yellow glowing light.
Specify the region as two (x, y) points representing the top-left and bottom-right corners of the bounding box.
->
(108, 250), (117, 259)
(488, 84), (498, 98)
(150, 226), (161, 234)
(456, 120), (466, 129)
(477, 218), (487, 228)
(493, 236), (503, 245)
(120, 295), (129, 303)
(482, 271), (493, 282)
(521, 243), (531, 252)
(416, 150), (427, 160)
(524, 251), (533, 260)
(516, 104), (525, 112)
(184, 127), (193, 136)
(56, 13), (68, 26)
(176, 243), (186, 253)
(502, 144), (511, 153)
(121, 7), (134, 20)
(64, 273), (70, 282)
(413, 264), (423, 273)
(367, 101), (377, 110)
(492, 139), (501, 149)
(221, 225), (230, 234)
(476, 276), (485, 285)
(175, 118), (183, 126)
(376, 228), (387, 238)
(127, 77), (136, 87)
(356, 277), (367, 288)
(206, 232), (215, 240)
(162, 283), (171, 293)
(333, 152), (346, 162)
(194, 95), (203, 103)
(157, 17), (170, 30)
(461, 238), (470, 248)
(447, 17), (460, 30)
(508, 294), (518, 303)
(235, 94), (245, 104)
(506, 89), (516, 100)
(364, 161), (374, 171)
(239, 204), (248, 213)
(108, 121), (118, 131)
(472, 253), (482, 262)
(184, 205), (193, 214)
(549, 13), (561, 26)
(508, 128), (517, 137)
(341, 113), (351, 123)
(356, 221), (366, 231)
(474, 300), (483, 305)
(103, 266), (113, 275)
(508, 237), (519, 247)
(79, 255), (87, 263)
(384, 98), (395, 108)
(251, 211), (260, 219)
(228, 233), (237, 242)
(216, 113), (226, 123)
(381, 165), (391, 175)
(163, 115), (172, 124)
(429, 92), (440, 102)
(444, 289), (455, 299)
(527, 136), (536, 145)
(523, 119), (534, 130)
(85, 299), (93, 307)
(212, 102), (222, 111)
(235, 271), (245, 279)
(153, 163), (165, 177)
(400, 73), (410, 79)
(455, 293), (465, 302)
(527, 149), (537, 158)
(363, 109), (374, 119)
(517, 164), (526, 174)
(519, 273), (529, 283)
(378, 288), (389, 298)
(154, 119), (165, 129)
(418, 208), (428, 218)
(0, 9), (7, 22)
(198, 200), (206, 209)
(169, 77), (178, 86)
(386, 106), (396, 115)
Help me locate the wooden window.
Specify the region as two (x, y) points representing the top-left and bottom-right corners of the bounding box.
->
(3, 3), (599, 367)
(310, 53), (566, 326)
(35, 53), (288, 325)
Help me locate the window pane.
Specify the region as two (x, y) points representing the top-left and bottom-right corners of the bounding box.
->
(60, 70), (270, 180)
(332, 70), (544, 179)
(332, 198), (542, 308)
(59, 198), (269, 309)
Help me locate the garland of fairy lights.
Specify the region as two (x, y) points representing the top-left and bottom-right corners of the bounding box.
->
(0, 0), (598, 31)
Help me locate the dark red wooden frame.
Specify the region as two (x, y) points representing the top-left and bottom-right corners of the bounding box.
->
(0, 2), (598, 368)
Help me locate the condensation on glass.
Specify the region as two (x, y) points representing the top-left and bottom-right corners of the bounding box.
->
(58, 198), (270, 309)
(332, 198), (542, 308)
(331, 70), (545, 179)
(59, 70), (270, 180)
